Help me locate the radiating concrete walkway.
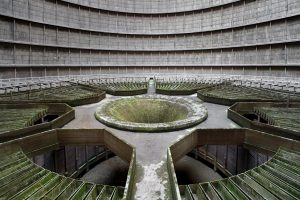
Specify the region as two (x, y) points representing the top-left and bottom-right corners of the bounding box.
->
(63, 94), (238, 200)
(147, 79), (156, 94)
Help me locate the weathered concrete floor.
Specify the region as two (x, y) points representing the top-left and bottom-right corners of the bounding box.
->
(63, 94), (238, 200)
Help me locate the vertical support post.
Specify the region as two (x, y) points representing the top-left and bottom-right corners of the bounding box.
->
(75, 146), (78, 170)
(64, 146), (68, 176)
(85, 145), (89, 172)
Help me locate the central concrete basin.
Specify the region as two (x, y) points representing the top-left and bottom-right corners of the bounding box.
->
(95, 95), (208, 132)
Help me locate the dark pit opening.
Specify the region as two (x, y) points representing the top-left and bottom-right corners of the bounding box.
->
(32, 145), (129, 187)
(243, 113), (258, 121)
(243, 113), (268, 123)
(259, 117), (268, 123)
(175, 155), (224, 185)
(44, 115), (59, 122)
(34, 115), (59, 125)
(80, 155), (129, 186)
(174, 145), (270, 185)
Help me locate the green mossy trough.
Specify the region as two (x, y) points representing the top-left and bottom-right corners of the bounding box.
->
(90, 82), (148, 96)
(0, 85), (105, 107)
(95, 95), (208, 132)
(156, 82), (212, 95)
(197, 84), (300, 106)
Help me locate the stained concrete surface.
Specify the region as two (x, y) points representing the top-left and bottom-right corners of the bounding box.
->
(147, 79), (156, 94)
(63, 94), (239, 200)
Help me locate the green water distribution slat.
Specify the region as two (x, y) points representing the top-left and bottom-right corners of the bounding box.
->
(156, 82), (210, 91)
(10, 172), (56, 200)
(199, 84), (300, 102)
(230, 176), (264, 199)
(187, 184), (208, 200)
(179, 185), (193, 200)
(0, 165), (37, 190)
(0, 85), (99, 101)
(254, 107), (300, 132)
(184, 148), (300, 200)
(246, 170), (296, 200)
(211, 181), (236, 199)
(0, 150), (125, 200)
(238, 173), (279, 200)
(201, 183), (221, 200)
(56, 181), (84, 200)
(69, 182), (94, 200)
(26, 176), (64, 200)
(83, 185), (104, 200)
(254, 167), (300, 198)
(93, 82), (147, 92)
(96, 185), (116, 200)
(43, 178), (75, 199)
(218, 179), (249, 200)
(1, 170), (48, 199)
(270, 158), (300, 175)
(1, 146), (299, 200)
(0, 107), (48, 133)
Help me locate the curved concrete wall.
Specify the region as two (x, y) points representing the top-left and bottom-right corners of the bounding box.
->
(1, 0), (299, 34)
(61, 0), (240, 14)
(0, 0), (299, 78)
(1, 16), (300, 51)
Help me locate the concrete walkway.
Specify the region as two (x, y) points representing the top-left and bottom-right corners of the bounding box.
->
(63, 94), (238, 200)
(147, 79), (156, 94)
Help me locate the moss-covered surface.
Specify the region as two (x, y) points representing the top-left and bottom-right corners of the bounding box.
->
(0, 151), (124, 199)
(167, 129), (300, 199)
(178, 148), (300, 199)
(0, 128), (137, 199)
(105, 98), (189, 123)
(0, 107), (47, 133)
(254, 107), (300, 132)
(198, 84), (300, 105)
(227, 102), (300, 140)
(0, 85), (105, 106)
(156, 81), (212, 95)
(91, 82), (147, 96)
(95, 95), (208, 132)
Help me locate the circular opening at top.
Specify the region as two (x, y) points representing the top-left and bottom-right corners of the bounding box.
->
(105, 98), (189, 123)
(95, 95), (207, 132)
